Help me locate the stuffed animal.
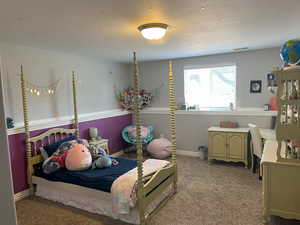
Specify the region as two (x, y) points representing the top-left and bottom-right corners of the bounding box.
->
(147, 138), (172, 159)
(42, 154), (65, 174)
(91, 147), (118, 169)
(65, 143), (92, 171)
(42, 139), (92, 174)
(92, 154), (112, 169)
(42, 144), (71, 174)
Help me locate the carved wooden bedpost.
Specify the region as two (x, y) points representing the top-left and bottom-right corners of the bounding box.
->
(133, 52), (145, 225)
(20, 65), (33, 194)
(168, 60), (177, 193)
(72, 71), (79, 138)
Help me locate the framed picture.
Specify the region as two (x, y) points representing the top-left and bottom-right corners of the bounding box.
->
(250, 80), (262, 93)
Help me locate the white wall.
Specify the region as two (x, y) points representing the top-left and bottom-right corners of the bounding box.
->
(139, 48), (282, 108)
(0, 65), (17, 225)
(141, 113), (273, 151)
(0, 42), (131, 123)
(138, 48), (282, 151)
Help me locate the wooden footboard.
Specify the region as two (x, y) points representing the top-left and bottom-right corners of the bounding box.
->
(143, 163), (176, 209)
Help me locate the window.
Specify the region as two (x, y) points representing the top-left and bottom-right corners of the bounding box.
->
(184, 65), (236, 110)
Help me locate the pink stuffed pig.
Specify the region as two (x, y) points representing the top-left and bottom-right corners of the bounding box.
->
(65, 143), (92, 171)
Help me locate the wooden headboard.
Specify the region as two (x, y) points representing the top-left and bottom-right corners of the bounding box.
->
(28, 128), (77, 166)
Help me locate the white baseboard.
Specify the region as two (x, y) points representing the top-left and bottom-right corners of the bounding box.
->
(14, 189), (30, 202)
(176, 149), (200, 157)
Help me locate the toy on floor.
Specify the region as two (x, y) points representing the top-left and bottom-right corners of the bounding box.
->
(147, 135), (172, 159)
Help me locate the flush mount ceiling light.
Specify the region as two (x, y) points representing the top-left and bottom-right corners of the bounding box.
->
(138, 23), (168, 40)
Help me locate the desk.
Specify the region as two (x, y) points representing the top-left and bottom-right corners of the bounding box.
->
(261, 140), (300, 224)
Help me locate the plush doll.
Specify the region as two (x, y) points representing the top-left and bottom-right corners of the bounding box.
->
(43, 154), (66, 174)
(91, 147), (118, 169)
(92, 154), (112, 169)
(42, 139), (92, 174)
(42, 142), (72, 174)
(65, 143), (92, 171)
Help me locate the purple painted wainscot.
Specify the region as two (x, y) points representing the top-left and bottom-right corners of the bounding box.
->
(8, 113), (132, 194)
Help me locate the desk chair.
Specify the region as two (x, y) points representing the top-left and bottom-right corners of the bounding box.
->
(248, 123), (263, 176)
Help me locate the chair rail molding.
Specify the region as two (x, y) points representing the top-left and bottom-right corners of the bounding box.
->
(141, 107), (277, 116)
(8, 109), (131, 135)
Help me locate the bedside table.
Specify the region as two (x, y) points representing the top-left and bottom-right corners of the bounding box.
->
(88, 139), (109, 155)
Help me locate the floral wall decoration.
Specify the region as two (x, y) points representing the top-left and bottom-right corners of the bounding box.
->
(115, 84), (163, 111)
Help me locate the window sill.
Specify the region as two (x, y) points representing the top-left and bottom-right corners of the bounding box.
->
(141, 107), (277, 116)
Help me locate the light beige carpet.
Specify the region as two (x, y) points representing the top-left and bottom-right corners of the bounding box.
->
(16, 156), (300, 225)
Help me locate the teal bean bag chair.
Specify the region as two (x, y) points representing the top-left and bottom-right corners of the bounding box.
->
(122, 125), (154, 145)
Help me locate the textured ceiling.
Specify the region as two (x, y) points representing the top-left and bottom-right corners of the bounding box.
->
(0, 0), (299, 62)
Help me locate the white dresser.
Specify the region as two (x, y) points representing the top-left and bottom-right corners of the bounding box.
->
(208, 127), (249, 167)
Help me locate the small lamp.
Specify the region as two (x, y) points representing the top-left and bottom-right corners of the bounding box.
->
(89, 127), (98, 141)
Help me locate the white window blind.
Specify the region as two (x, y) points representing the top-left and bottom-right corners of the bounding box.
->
(184, 65), (236, 110)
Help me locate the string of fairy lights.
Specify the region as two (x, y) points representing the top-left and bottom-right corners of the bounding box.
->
(24, 79), (61, 96)
(19, 66), (82, 96)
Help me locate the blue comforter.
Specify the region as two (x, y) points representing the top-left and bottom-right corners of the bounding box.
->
(35, 157), (137, 193)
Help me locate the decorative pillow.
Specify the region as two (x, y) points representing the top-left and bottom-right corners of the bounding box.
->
(65, 143), (92, 171)
(128, 126), (149, 139)
(43, 136), (76, 157)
